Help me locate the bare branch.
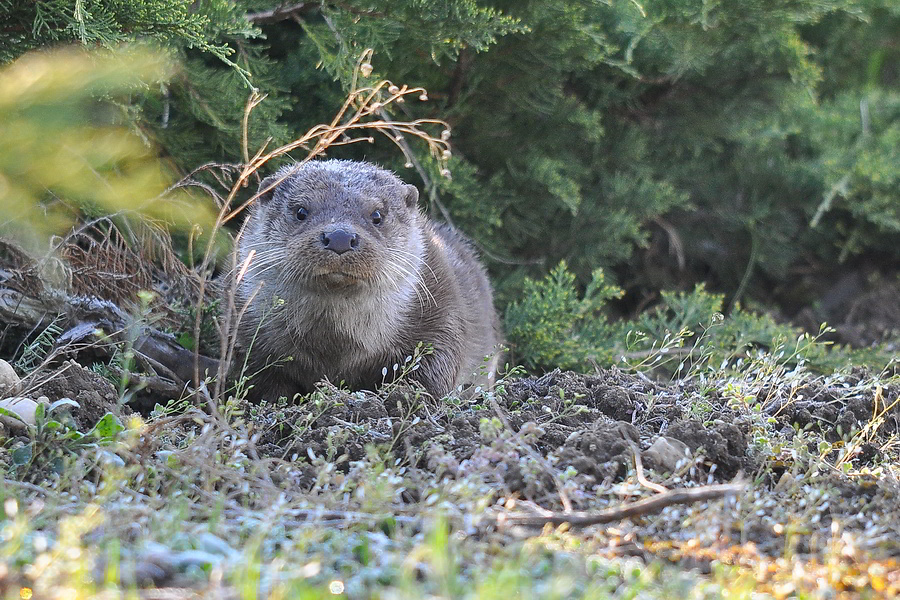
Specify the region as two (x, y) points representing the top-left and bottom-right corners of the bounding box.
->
(498, 481), (745, 528)
(246, 2), (313, 24)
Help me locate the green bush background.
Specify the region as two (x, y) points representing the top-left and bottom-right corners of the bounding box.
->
(1, 0), (897, 369)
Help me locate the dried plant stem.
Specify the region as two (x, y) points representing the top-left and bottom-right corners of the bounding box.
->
(498, 481), (744, 528)
(628, 439), (669, 495)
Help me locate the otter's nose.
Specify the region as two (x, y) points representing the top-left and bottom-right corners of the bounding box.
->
(321, 228), (359, 255)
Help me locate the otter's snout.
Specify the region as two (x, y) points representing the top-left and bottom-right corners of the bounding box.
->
(321, 228), (360, 255)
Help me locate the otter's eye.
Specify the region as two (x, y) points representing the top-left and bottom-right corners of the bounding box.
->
(371, 210), (383, 226)
(296, 206), (309, 222)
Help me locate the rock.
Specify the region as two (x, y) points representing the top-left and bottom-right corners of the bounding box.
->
(0, 360), (21, 397)
(0, 397), (40, 429)
(643, 436), (690, 474)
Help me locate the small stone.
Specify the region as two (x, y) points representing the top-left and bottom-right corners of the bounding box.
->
(643, 436), (690, 473)
(0, 397), (44, 429)
(0, 360), (20, 397)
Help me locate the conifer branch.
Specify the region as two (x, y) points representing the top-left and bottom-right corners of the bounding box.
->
(245, 2), (314, 24)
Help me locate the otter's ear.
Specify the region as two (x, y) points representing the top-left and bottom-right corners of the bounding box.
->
(403, 184), (419, 209)
(255, 174), (281, 204)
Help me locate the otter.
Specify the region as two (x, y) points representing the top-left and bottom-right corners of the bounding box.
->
(229, 159), (501, 400)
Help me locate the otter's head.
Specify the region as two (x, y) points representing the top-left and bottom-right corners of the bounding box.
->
(240, 160), (423, 295)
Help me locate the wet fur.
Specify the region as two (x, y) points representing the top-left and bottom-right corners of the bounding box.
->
(230, 160), (501, 400)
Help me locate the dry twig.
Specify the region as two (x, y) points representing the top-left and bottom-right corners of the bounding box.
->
(498, 481), (744, 528)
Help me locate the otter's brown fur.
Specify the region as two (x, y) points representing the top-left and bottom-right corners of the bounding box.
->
(230, 160), (501, 400)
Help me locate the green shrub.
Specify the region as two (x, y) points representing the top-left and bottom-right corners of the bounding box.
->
(505, 261), (623, 372)
(1, 0), (897, 350)
(507, 262), (894, 376)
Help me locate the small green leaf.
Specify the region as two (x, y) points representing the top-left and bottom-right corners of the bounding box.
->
(12, 444), (33, 466)
(88, 413), (125, 440)
(353, 538), (371, 566)
(49, 398), (80, 413)
(0, 407), (27, 426)
(61, 430), (85, 442)
(177, 332), (195, 350)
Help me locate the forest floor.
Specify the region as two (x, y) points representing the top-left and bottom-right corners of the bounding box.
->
(1, 348), (899, 598)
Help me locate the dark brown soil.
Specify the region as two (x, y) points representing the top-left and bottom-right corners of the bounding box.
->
(761, 368), (900, 441)
(241, 367), (899, 504)
(791, 269), (900, 348)
(15, 360), (900, 565)
(39, 360), (899, 493)
(29, 359), (125, 430)
(44, 362), (894, 501)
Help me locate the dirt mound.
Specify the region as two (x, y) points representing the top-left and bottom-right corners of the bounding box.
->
(12, 359), (899, 572)
(29, 359), (125, 430)
(761, 368), (900, 443)
(247, 368), (757, 503)
(158, 366), (895, 510)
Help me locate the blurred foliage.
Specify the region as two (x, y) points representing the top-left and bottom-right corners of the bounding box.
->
(0, 47), (215, 248)
(0, 0), (289, 169)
